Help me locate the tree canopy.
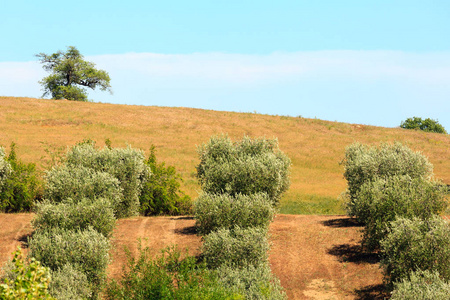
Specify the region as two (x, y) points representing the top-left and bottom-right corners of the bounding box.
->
(36, 46), (111, 102)
(400, 117), (447, 134)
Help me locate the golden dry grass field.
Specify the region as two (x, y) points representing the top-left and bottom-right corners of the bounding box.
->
(1, 96), (449, 214)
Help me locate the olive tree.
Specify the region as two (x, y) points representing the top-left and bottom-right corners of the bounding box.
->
(196, 135), (290, 205)
(36, 46), (111, 101)
(342, 142), (433, 220)
(0, 147), (11, 189)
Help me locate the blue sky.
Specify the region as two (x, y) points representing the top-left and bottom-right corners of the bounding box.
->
(1, 0), (450, 130)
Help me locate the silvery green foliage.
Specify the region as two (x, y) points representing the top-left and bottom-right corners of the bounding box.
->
(0, 147), (12, 189)
(194, 192), (276, 235)
(64, 143), (151, 217)
(197, 135), (291, 205)
(202, 226), (269, 269)
(390, 270), (450, 300)
(380, 216), (450, 284)
(49, 263), (92, 300)
(32, 198), (116, 238)
(215, 263), (286, 300)
(343, 142), (433, 218)
(355, 175), (448, 250)
(29, 227), (111, 289)
(0, 260), (15, 283)
(45, 165), (122, 211)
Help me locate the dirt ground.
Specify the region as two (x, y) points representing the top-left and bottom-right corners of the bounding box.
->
(0, 213), (385, 299)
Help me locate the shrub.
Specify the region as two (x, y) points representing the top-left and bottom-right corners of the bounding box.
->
(356, 176), (448, 250)
(400, 117), (447, 134)
(28, 227), (111, 290)
(0, 143), (40, 212)
(139, 145), (191, 216)
(49, 263), (92, 300)
(380, 216), (450, 285)
(44, 165), (123, 213)
(0, 247), (54, 299)
(105, 245), (241, 300)
(215, 263), (286, 300)
(390, 270), (450, 300)
(202, 226), (270, 269)
(342, 142), (433, 219)
(197, 135), (290, 205)
(0, 147), (12, 189)
(64, 141), (150, 217)
(194, 192), (276, 235)
(32, 198), (116, 238)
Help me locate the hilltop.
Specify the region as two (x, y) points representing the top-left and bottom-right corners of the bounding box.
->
(1, 96), (449, 214)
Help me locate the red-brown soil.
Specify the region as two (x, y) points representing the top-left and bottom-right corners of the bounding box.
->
(0, 213), (385, 299)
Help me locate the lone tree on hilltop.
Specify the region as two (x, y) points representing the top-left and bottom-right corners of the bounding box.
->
(36, 46), (111, 102)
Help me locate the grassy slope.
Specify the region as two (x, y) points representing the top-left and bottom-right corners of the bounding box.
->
(1, 96), (449, 214)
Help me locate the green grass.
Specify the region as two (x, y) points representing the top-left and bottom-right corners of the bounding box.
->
(279, 194), (346, 215)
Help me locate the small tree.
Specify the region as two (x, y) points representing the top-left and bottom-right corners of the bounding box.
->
(0, 147), (12, 190)
(197, 135), (291, 205)
(194, 192), (276, 235)
(400, 117), (447, 134)
(139, 145), (191, 216)
(380, 216), (450, 285)
(342, 142), (433, 220)
(355, 175), (447, 250)
(63, 141), (150, 218)
(390, 270), (450, 300)
(36, 46), (111, 101)
(0, 143), (40, 212)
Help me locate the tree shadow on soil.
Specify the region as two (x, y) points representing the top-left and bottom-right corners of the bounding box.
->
(327, 244), (379, 264)
(18, 232), (33, 248)
(321, 217), (363, 228)
(170, 216), (194, 220)
(174, 226), (197, 236)
(354, 284), (389, 300)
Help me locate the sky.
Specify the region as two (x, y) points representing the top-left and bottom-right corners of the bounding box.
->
(1, 0), (450, 130)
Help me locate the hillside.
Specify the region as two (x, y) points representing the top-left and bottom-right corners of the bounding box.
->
(1, 96), (449, 214)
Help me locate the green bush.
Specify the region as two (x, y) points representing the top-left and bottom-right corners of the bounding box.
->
(390, 270), (450, 300)
(215, 263), (286, 300)
(139, 145), (191, 216)
(0, 143), (40, 212)
(44, 165), (123, 213)
(355, 176), (447, 250)
(0, 247), (55, 299)
(197, 135), (291, 205)
(32, 198), (116, 238)
(342, 142), (433, 220)
(194, 192), (276, 235)
(400, 117), (447, 134)
(49, 263), (92, 300)
(64, 141), (150, 217)
(28, 227), (111, 291)
(380, 216), (450, 285)
(202, 226), (270, 269)
(105, 245), (241, 300)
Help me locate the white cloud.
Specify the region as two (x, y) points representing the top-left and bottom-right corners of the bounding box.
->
(1, 51), (449, 129)
(90, 50), (450, 85)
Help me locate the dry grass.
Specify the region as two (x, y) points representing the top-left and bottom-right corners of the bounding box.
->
(1, 96), (449, 214)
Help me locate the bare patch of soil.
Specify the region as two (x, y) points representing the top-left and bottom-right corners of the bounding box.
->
(0, 213), (386, 299)
(269, 215), (385, 299)
(107, 216), (202, 279)
(0, 213), (34, 269)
